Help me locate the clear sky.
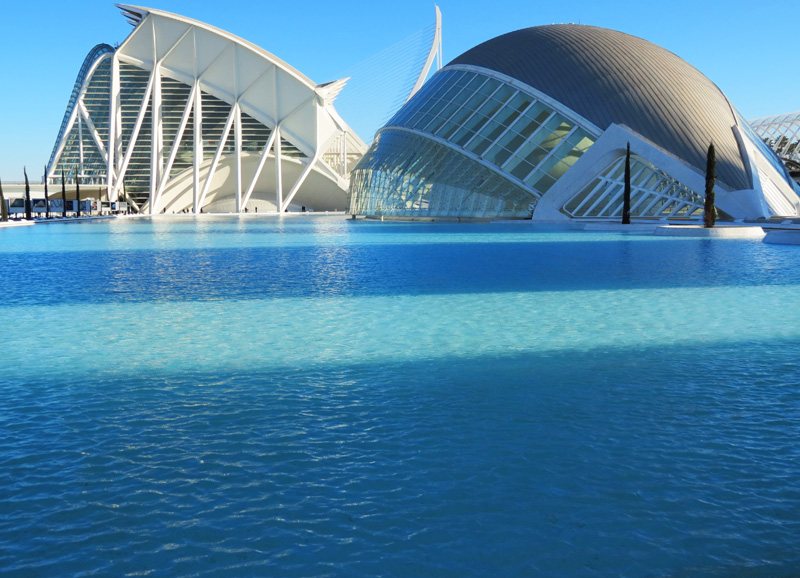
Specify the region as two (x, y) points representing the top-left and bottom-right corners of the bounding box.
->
(0, 0), (797, 181)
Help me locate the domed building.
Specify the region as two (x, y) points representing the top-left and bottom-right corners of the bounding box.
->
(348, 25), (800, 221)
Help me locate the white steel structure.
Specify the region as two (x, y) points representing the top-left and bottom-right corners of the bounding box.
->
(350, 25), (800, 221)
(750, 111), (800, 186)
(407, 6), (442, 102)
(48, 5), (367, 214)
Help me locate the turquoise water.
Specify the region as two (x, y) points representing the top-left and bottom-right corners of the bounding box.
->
(2, 215), (800, 577)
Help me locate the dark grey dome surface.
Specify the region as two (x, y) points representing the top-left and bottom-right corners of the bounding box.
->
(449, 25), (749, 190)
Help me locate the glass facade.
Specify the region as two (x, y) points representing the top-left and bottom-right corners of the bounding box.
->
(50, 57), (306, 209)
(349, 130), (534, 218)
(51, 54), (113, 187)
(350, 67), (597, 218)
(564, 155), (705, 220)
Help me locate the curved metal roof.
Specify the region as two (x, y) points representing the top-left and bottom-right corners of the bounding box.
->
(48, 43), (115, 172)
(449, 25), (750, 190)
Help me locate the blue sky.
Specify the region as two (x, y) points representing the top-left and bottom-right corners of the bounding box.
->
(0, 0), (797, 181)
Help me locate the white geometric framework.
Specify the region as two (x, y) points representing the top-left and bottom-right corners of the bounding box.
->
(750, 111), (800, 165)
(48, 5), (367, 214)
(349, 25), (800, 222)
(563, 155), (706, 219)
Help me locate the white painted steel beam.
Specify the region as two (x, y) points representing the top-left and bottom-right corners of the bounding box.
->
(197, 104), (236, 210)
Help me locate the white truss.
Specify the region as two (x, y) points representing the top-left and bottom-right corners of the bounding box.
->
(750, 111), (800, 165)
(49, 5), (368, 214)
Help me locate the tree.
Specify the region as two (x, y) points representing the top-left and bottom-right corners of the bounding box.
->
(703, 142), (716, 228)
(622, 142), (632, 224)
(43, 165), (50, 219)
(23, 167), (32, 221)
(0, 177), (8, 222)
(75, 168), (81, 218)
(61, 169), (67, 218)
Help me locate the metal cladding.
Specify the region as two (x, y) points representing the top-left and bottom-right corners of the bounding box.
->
(450, 24), (750, 190)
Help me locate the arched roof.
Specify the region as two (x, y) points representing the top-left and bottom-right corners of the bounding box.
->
(48, 43), (115, 171)
(449, 25), (750, 190)
(114, 4), (365, 160)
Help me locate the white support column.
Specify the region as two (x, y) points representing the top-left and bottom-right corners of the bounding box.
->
(234, 103), (242, 213)
(154, 83), (196, 211)
(197, 105), (235, 211)
(193, 81), (202, 213)
(111, 72), (155, 199)
(274, 126), (283, 212)
(108, 54), (120, 201)
(342, 131), (347, 176)
(150, 65), (162, 214)
(241, 126), (278, 210)
(78, 113), (84, 178)
(280, 153), (319, 213)
(79, 103), (108, 164)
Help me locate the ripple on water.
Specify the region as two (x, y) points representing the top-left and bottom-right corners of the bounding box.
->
(1, 217), (800, 577)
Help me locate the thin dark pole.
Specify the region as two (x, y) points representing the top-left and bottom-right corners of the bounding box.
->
(703, 142), (716, 228)
(0, 177), (8, 222)
(622, 142), (631, 225)
(61, 170), (67, 218)
(76, 168), (81, 218)
(44, 165), (50, 219)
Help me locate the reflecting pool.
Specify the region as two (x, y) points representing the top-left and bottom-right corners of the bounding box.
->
(1, 215), (799, 577)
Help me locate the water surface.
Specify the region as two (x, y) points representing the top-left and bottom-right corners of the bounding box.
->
(1, 215), (799, 577)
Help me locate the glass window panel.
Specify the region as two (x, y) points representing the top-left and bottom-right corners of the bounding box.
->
(476, 98), (504, 120)
(449, 86), (478, 107)
(633, 168), (653, 187)
(433, 101), (461, 123)
(510, 160), (535, 181)
(462, 113), (491, 134)
(494, 103), (525, 130)
(565, 178), (602, 213)
(436, 121), (459, 140)
(441, 84), (465, 102)
(477, 78), (501, 97)
(511, 102), (553, 136)
(467, 136), (494, 156)
(481, 121), (508, 144)
(491, 147), (514, 167)
(440, 122), (462, 141)
(497, 130), (526, 155)
(507, 92), (533, 114)
(529, 172), (557, 193)
(451, 127), (476, 147)
(446, 71), (465, 86)
(443, 106), (479, 136)
(490, 84), (515, 105)
(462, 91), (490, 114)
(424, 114), (448, 134)
(525, 147), (548, 166)
(538, 154), (563, 176)
(464, 74), (487, 92)
(547, 160), (572, 180)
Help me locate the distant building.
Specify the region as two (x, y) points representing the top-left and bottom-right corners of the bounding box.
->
(349, 25), (800, 221)
(48, 5), (367, 214)
(750, 111), (800, 187)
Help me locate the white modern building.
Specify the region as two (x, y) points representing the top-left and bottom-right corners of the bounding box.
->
(349, 25), (800, 222)
(750, 111), (800, 187)
(47, 5), (368, 214)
